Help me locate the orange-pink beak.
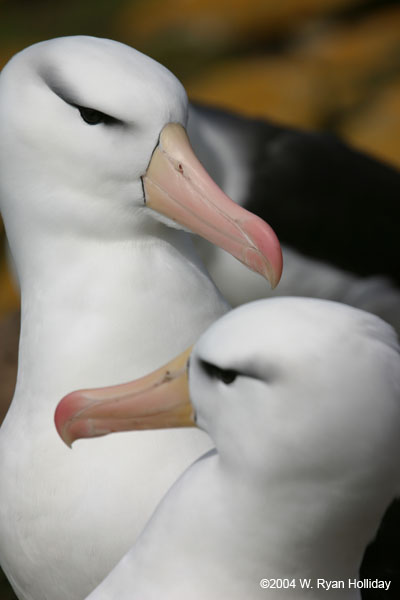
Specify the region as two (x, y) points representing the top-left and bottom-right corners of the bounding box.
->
(143, 123), (282, 288)
(55, 347), (194, 447)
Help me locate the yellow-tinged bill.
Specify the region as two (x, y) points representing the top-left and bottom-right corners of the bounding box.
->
(55, 347), (194, 447)
(142, 123), (283, 288)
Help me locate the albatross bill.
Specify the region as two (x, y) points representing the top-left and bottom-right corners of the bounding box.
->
(55, 346), (195, 446)
(144, 123), (282, 287)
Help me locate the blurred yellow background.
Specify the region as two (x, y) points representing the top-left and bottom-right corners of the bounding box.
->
(0, 1), (399, 595)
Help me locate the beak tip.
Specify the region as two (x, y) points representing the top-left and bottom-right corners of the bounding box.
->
(270, 263), (283, 290)
(63, 438), (73, 450)
(61, 427), (74, 449)
(55, 390), (87, 447)
(243, 241), (283, 289)
(55, 418), (74, 448)
(269, 243), (283, 290)
(264, 261), (281, 290)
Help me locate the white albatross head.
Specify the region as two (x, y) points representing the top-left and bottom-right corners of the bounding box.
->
(0, 36), (282, 286)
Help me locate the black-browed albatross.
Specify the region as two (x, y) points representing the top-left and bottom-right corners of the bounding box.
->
(56, 297), (400, 600)
(0, 36), (281, 600)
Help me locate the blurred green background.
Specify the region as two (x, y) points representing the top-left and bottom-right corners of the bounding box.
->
(0, 0), (400, 597)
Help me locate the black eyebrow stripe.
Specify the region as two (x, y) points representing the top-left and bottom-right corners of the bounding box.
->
(47, 80), (89, 111)
(199, 358), (270, 382)
(42, 71), (123, 125)
(199, 360), (238, 379)
(41, 68), (81, 107)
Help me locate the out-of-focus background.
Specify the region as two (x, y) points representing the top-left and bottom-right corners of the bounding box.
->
(0, 0), (399, 598)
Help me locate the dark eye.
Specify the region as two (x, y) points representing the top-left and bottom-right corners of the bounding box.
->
(200, 360), (238, 385)
(77, 106), (117, 126)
